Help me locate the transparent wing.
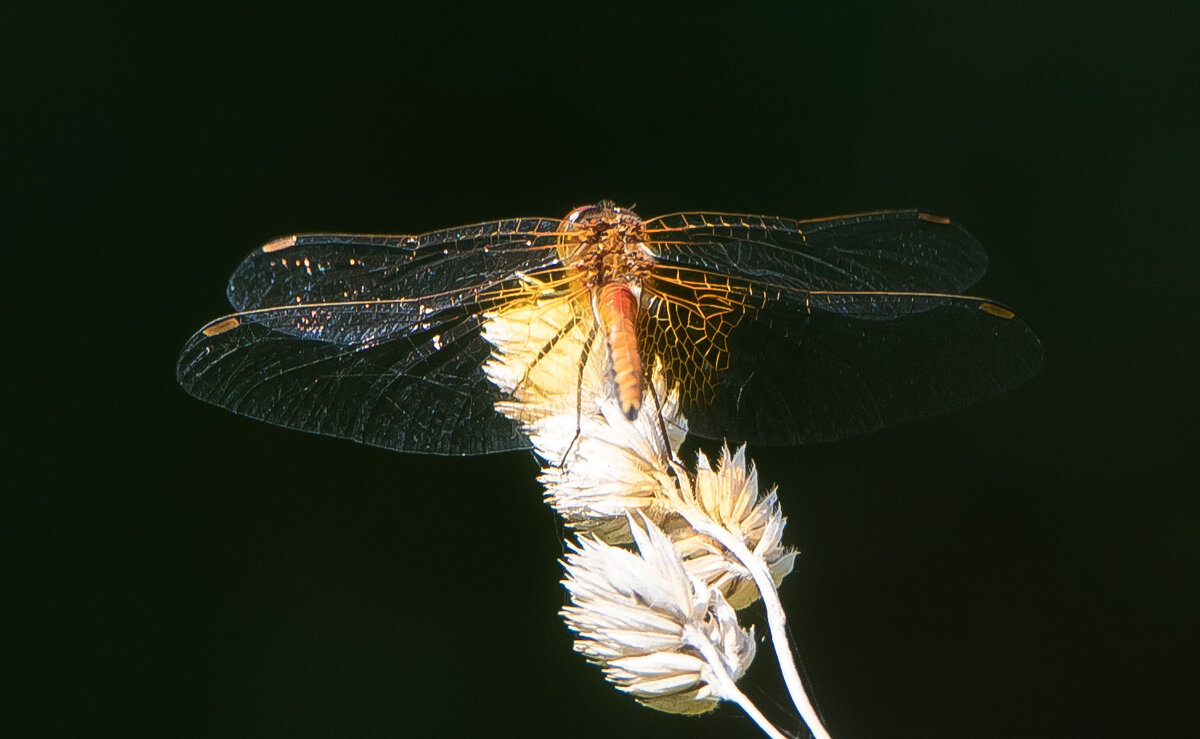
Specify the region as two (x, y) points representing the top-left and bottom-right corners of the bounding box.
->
(176, 298), (537, 456)
(641, 271), (1042, 444)
(644, 210), (988, 295)
(226, 217), (565, 321)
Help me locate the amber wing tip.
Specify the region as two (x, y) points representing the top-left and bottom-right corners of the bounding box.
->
(201, 316), (241, 336)
(262, 235), (298, 253)
(979, 302), (1016, 319)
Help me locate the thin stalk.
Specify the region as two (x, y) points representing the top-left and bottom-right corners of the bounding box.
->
(680, 509), (832, 739)
(684, 624), (791, 739)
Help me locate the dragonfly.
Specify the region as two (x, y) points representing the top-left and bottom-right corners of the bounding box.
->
(177, 202), (1041, 455)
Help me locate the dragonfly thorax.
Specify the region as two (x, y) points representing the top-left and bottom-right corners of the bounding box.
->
(559, 202), (655, 291)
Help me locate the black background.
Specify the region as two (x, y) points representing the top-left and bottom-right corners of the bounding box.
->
(9, 2), (1198, 737)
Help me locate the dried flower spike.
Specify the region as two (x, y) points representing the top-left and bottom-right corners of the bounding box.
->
(560, 514), (789, 737)
(664, 445), (796, 609)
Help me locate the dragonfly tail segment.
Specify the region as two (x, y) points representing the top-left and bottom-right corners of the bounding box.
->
(594, 282), (645, 420)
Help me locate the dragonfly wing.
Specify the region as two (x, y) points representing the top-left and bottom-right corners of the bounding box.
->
(643, 288), (1042, 445)
(176, 301), (531, 455)
(227, 218), (565, 317)
(644, 210), (988, 294)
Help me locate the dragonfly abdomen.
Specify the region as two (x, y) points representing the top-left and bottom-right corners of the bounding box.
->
(594, 282), (644, 420)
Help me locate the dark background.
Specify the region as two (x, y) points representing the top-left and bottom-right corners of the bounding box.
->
(9, 1), (1198, 737)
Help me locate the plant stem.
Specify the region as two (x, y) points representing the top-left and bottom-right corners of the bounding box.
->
(680, 509), (833, 739)
(685, 624), (791, 739)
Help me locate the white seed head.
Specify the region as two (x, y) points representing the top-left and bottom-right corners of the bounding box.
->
(560, 514), (756, 714)
(664, 446), (797, 609)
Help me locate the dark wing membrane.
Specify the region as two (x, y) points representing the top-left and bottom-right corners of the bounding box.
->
(644, 210), (987, 294)
(227, 217), (565, 316)
(646, 289), (1042, 445)
(176, 301), (530, 456)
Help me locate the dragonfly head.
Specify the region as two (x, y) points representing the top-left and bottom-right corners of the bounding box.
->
(564, 201), (641, 227)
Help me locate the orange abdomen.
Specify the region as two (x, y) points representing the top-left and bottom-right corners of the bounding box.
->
(594, 282), (644, 420)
